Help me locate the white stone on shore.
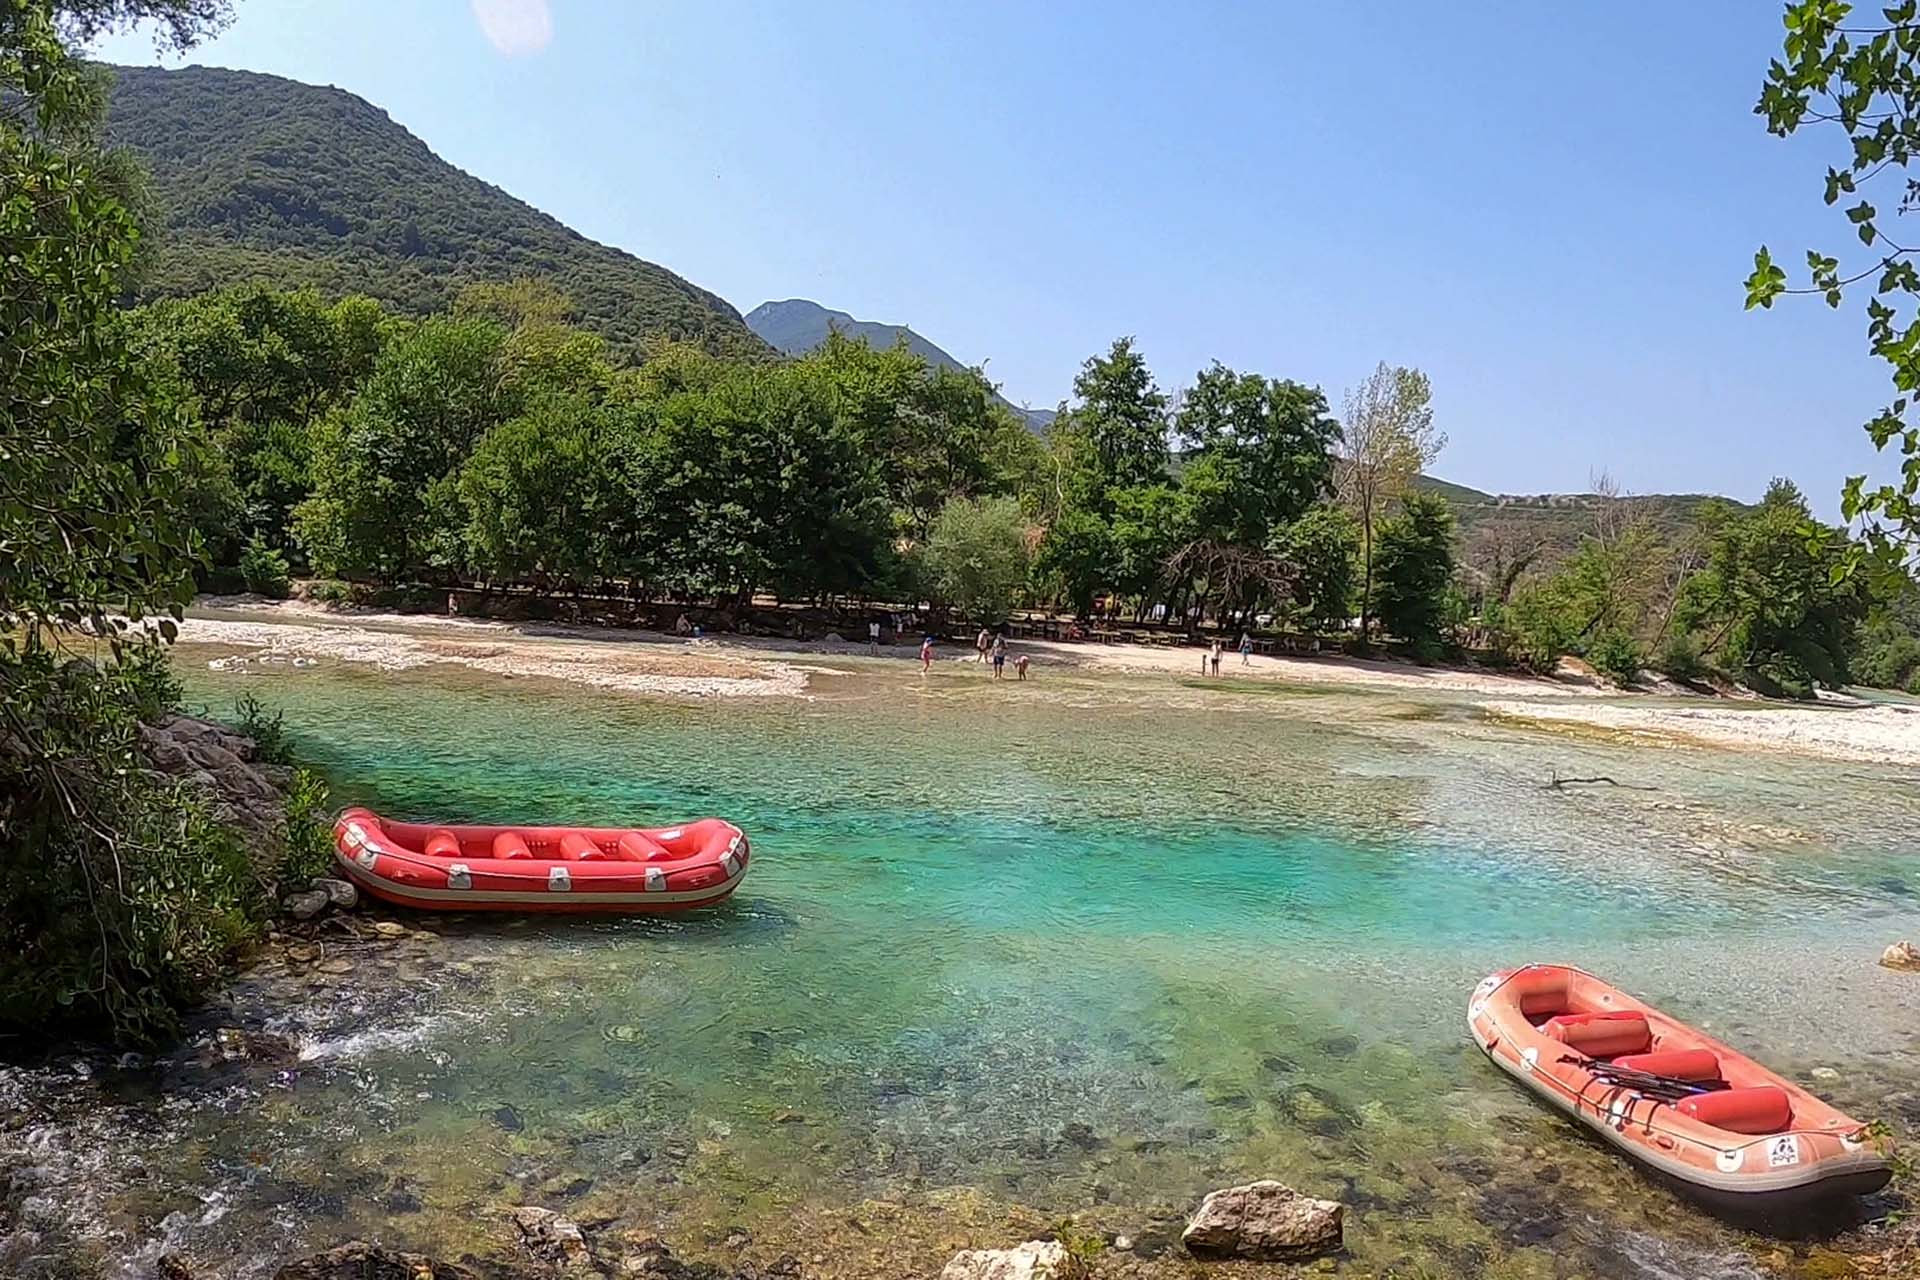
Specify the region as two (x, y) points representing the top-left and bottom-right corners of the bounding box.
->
(939, 1240), (1087, 1280)
(1181, 1180), (1343, 1260)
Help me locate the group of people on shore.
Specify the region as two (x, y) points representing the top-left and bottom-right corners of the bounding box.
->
(951, 627), (1028, 679)
(1198, 633), (1256, 676)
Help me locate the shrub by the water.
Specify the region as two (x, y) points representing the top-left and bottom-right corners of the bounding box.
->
(238, 535), (293, 598)
(0, 648), (261, 1045)
(232, 691), (292, 765)
(282, 766), (337, 886)
(1586, 628), (1643, 686)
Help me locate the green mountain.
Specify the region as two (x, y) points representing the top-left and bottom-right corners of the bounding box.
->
(102, 64), (768, 359)
(745, 299), (1056, 429)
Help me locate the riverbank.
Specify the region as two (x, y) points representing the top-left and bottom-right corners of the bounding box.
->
(179, 597), (1920, 766)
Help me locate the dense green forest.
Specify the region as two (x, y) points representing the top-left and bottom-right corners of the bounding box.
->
(102, 63), (769, 360)
(132, 277), (1920, 696)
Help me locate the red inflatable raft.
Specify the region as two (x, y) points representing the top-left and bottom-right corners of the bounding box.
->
(331, 807), (749, 914)
(1468, 964), (1891, 1211)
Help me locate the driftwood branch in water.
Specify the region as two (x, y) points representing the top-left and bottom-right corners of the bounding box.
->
(1545, 770), (1656, 792)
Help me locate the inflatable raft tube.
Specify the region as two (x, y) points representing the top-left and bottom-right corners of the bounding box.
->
(332, 807), (749, 914)
(1468, 964), (1891, 1213)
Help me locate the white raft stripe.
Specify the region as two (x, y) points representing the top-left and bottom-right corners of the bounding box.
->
(335, 850), (744, 906)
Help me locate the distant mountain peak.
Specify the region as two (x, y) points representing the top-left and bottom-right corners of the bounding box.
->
(745, 297), (1054, 429)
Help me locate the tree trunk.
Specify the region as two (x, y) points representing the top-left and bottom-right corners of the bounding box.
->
(1358, 495), (1374, 646)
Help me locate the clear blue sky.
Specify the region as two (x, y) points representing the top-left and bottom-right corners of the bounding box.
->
(92, 1), (1900, 515)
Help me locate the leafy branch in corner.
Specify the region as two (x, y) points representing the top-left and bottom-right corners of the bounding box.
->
(1750, 0), (1920, 584)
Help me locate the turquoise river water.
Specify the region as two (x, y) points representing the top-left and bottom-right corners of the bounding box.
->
(4, 642), (1919, 1279)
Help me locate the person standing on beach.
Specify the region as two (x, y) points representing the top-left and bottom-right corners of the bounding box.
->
(920, 633), (934, 673)
(1210, 639), (1223, 676)
(977, 627), (992, 663)
(1014, 653), (1030, 681)
(869, 619), (881, 654)
(1239, 632), (1253, 666)
(991, 634), (1007, 679)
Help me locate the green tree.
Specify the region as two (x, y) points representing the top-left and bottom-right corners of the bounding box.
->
(1055, 337), (1170, 494)
(131, 286), (389, 558)
(921, 496), (1032, 623)
(797, 332), (1028, 539)
(295, 313), (516, 578)
(646, 362), (891, 600)
(1034, 507), (1114, 619)
(1749, 0), (1920, 566)
(1675, 480), (1869, 695)
(1268, 504), (1359, 632)
(1369, 492), (1458, 657)
(1175, 362), (1340, 547)
(1108, 482), (1193, 604)
(458, 394), (609, 589)
(1854, 577), (1920, 689)
(1336, 362), (1444, 642)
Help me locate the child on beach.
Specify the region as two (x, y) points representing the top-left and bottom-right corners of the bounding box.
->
(1239, 632), (1252, 665)
(1014, 653), (1029, 681)
(991, 634), (1007, 678)
(920, 634), (934, 673)
(976, 627), (992, 663)
(1210, 640), (1223, 675)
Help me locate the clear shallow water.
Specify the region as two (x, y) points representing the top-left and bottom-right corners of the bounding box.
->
(6, 648), (1919, 1279)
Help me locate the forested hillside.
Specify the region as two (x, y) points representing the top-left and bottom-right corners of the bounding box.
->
(102, 64), (768, 359)
(1415, 474), (1748, 569)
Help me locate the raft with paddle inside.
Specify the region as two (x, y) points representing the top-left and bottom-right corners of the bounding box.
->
(331, 807), (749, 914)
(1467, 964), (1891, 1211)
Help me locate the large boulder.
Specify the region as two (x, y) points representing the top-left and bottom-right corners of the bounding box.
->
(138, 713), (294, 861)
(273, 1242), (482, 1280)
(939, 1240), (1088, 1280)
(1181, 1180), (1343, 1260)
(1882, 940), (1920, 972)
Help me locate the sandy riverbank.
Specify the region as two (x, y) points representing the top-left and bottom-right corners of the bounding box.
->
(176, 597), (1920, 766)
(1483, 698), (1920, 769)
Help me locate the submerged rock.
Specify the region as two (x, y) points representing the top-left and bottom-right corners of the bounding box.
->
(208, 1027), (299, 1066)
(273, 1242), (482, 1280)
(510, 1205), (594, 1273)
(939, 1240), (1088, 1280)
(1881, 940), (1920, 972)
(1181, 1180), (1343, 1260)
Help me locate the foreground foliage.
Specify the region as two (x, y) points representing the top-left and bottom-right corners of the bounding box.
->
(0, 0), (336, 1047)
